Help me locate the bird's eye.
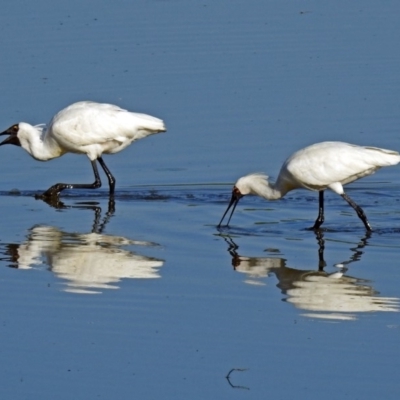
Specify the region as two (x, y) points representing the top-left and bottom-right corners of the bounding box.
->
(12, 125), (18, 132)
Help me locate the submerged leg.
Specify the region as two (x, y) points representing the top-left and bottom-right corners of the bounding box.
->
(36, 160), (102, 199)
(97, 156), (116, 195)
(309, 191), (325, 230)
(341, 192), (372, 231)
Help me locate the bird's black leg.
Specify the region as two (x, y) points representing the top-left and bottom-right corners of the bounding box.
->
(341, 192), (372, 231)
(36, 160), (102, 199)
(97, 156), (116, 195)
(308, 190), (325, 230)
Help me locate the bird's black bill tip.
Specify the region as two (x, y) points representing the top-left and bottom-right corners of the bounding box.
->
(0, 124), (19, 136)
(218, 192), (241, 228)
(0, 125), (21, 147)
(0, 134), (21, 147)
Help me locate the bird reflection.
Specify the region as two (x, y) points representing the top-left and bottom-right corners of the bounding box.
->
(1, 202), (164, 294)
(37, 193), (116, 218)
(223, 233), (399, 320)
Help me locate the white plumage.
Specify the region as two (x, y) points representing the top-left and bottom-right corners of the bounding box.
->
(218, 141), (400, 230)
(0, 101), (166, 198)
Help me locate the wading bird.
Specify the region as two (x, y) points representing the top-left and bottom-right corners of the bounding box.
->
(218, 141), (400, 231)
(0, 101), (166, 198)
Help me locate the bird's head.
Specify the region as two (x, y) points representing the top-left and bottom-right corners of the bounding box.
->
(218, 173), (269, 227)
(235, 173), (270, 196)
(0, 123), (47, 159)
(0, 124), (21, 147)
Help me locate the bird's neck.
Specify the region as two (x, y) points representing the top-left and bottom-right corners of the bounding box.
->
(19, 124), (63, 161)
(254, 180), (286, 200)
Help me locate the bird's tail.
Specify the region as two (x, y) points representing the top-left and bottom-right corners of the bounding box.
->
(364, 146), (400, 167)
(135, 113), (166, 133)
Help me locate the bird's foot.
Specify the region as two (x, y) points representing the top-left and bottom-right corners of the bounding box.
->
(34, 184), (71, 208)
(35, 183), (71, 200)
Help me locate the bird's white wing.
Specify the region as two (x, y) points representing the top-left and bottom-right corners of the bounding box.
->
(49, 101), (164, 149)
(285, 142), (400, 189)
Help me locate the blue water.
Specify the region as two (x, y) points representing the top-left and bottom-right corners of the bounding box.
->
(0, 1), (400, 399)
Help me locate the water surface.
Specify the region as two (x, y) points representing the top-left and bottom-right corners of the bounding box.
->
(0, 1), (400, 399)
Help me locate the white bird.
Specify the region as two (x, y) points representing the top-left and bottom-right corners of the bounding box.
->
(0, 101), (166, 198)
(218, 141), (400, 231)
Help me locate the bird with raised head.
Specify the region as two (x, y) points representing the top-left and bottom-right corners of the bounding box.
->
(0, 101), (166, 199)
(218, 141), (400, 231)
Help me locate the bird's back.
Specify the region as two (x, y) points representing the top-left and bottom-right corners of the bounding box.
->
(279, 141), (400, 191)
(46, 101), (166, 157)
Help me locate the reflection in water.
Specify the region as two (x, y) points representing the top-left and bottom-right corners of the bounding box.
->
(223, 234), (399, 320)
(0, 201), (164, 294)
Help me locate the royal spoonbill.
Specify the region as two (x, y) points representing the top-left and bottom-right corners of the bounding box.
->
(0, 101), (166, 198)
(218, 141), (400, 231)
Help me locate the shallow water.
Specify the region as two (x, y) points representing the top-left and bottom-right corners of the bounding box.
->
(1, 183), (400, 399)
(1, 1), (400, 399)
